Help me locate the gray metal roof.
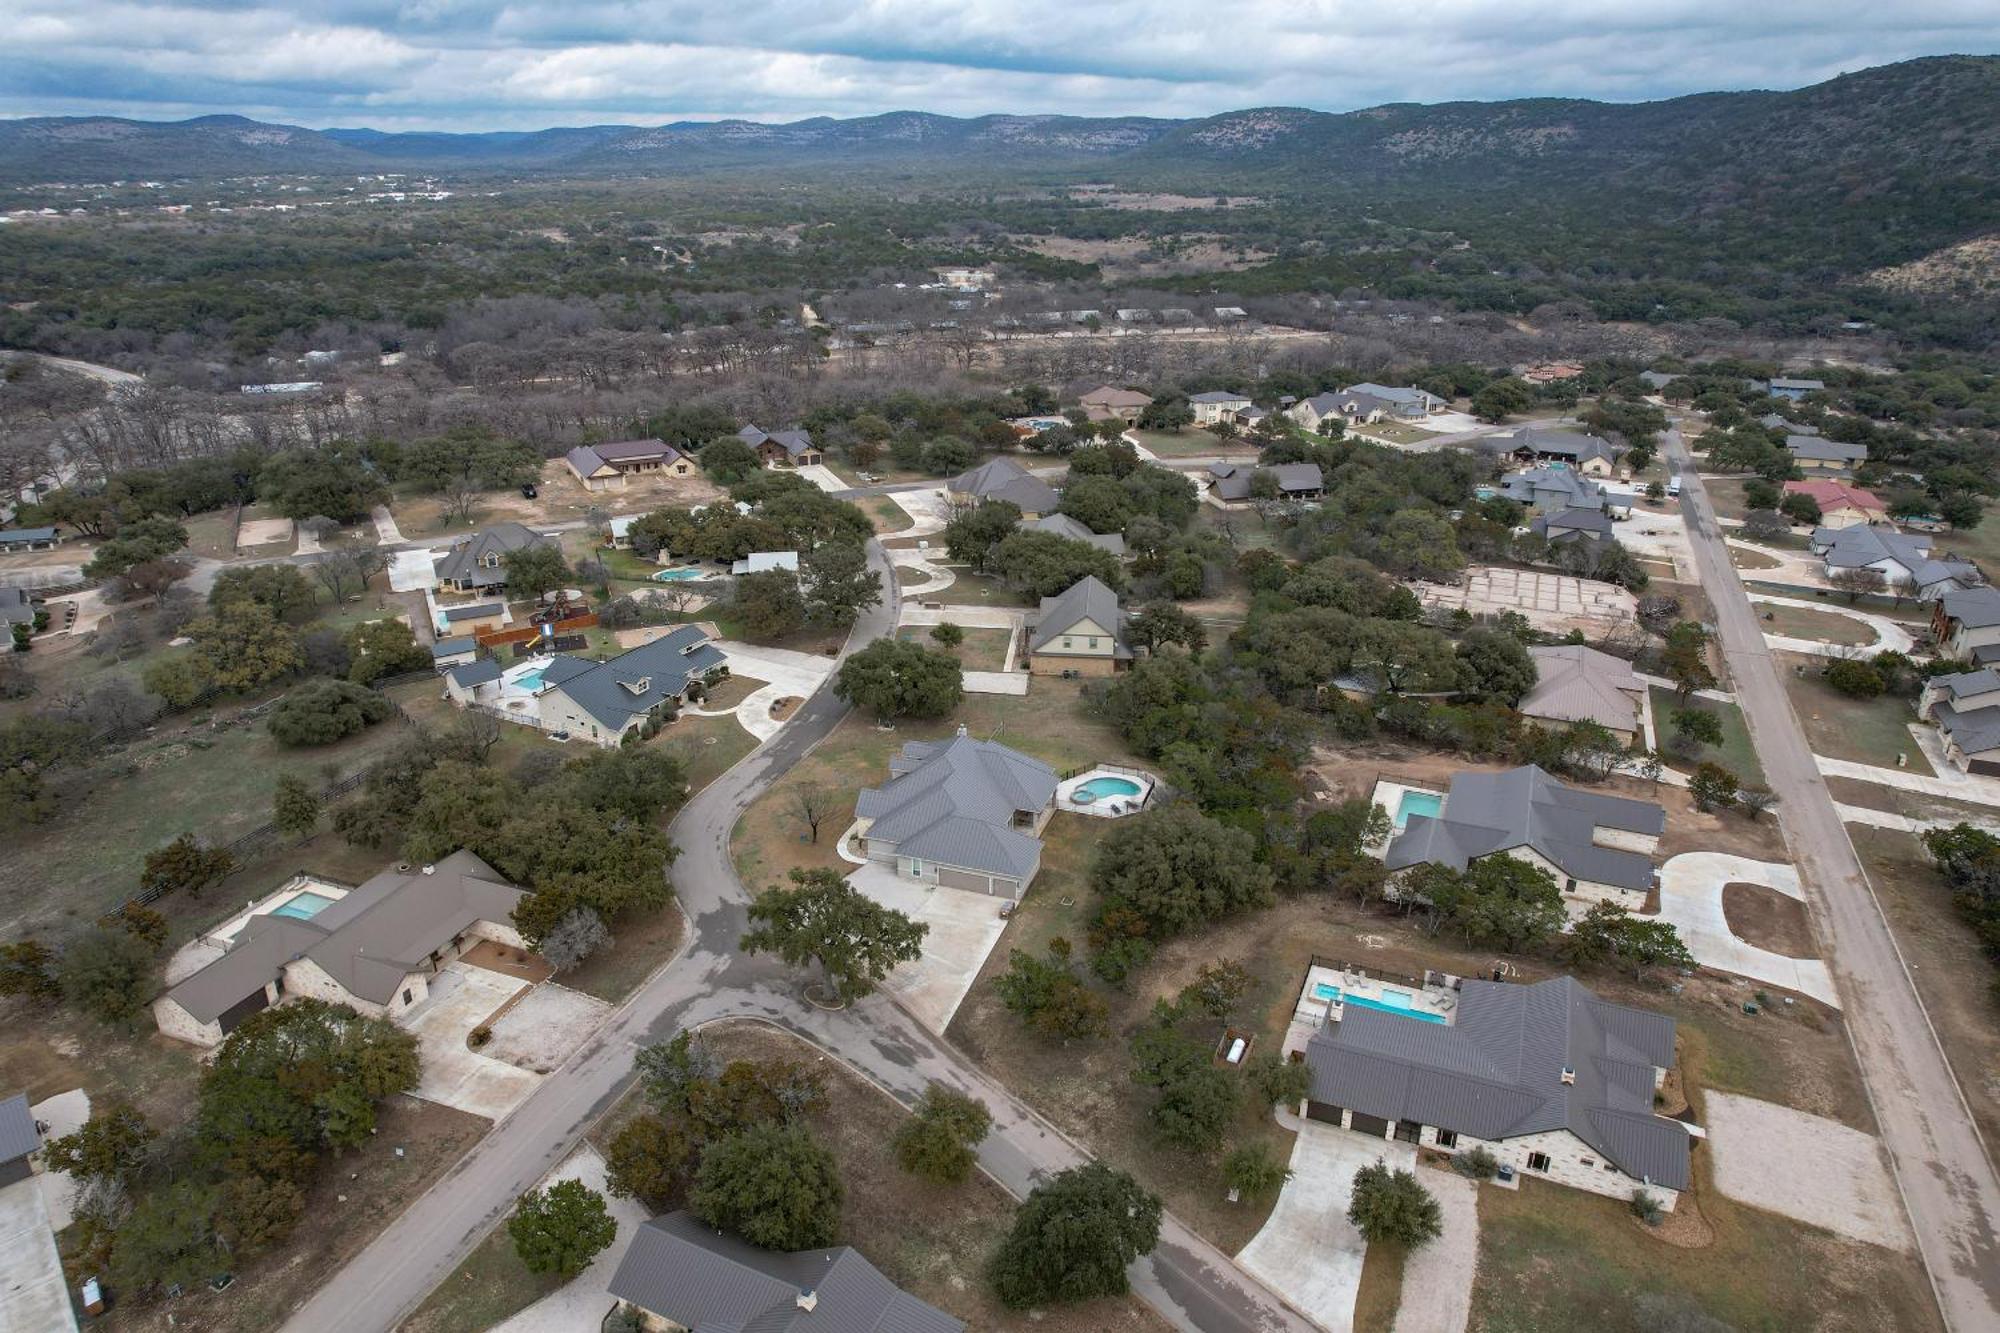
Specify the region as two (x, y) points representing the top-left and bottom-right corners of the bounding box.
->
(0, 527), (57, 544)
(0, 587), (33, 623)
(1520, 645), (1643, 732)
(951, 457), (1058, 513)
(1935, 700), (2000, 757)
(1306, 976), (1689, 1189)
(544, 625), (726, 730)
(1508, 428), (1620, 465)
(1207, 462), (1321, 500)
(1759, 414), (1816, 434)
(433, 523), (551, 587)
(448, 658), (504, 688)
(1384, 764), (1662, 892)
(1942, 585), (2000, 630)
(1030, 575), (1127, 655)
(0, 1092), (41, 1164)
(1023, 513), (1124, 556)
(1786, 436), (1866, 462)
(608, 1211), (963, 1333)
(856, 731), (1056, 879)
(1189, 390), (1251, 403)
(1533, 507), (1615, 541)
(738, 425), (817, 458)
(1499, 467), (1608, 511)
(431, 636), (477, 657)
(1810, 526), (1977, 589)
(1769, 378), (1826, 392)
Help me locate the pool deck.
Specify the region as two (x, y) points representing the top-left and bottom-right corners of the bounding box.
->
(1369, 777), (1447, 841)
(1054, 765), (1159, 819)
(166, 874), (354, 984)
(1284, 960), (1461, 1057)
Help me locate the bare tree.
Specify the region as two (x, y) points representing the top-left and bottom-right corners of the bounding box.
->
(314, 548), (387, 604)
(439, 475), (483, 527)
(540, 907), (613, 971)
(1829, 566), (1887, 604)
(790, 783), (836, 844)
(452, 710), (505, 761)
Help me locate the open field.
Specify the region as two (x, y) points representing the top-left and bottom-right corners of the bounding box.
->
(1778, 653), (1931, 772)
(1130, 427), (1250, 458)
(897, 623), (1013, 670)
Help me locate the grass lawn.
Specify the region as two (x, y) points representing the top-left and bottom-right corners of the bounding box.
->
(921, 568), (1032, 609)
(1729, 545), (1783, 571)
(1351, 1242), (1406, 1333)
(1648, 688), (1764, 786)
(1349, 421), (1434, 446)
(1754, 602), (1879, 646)
(696, 672), (767, 710)
(1931, 511), (2000, 574)
(183, 508), (241, 560)
(897, 624), (1012, 670)
(656, 711), (760, 807)
(1701, 476), (1752, 522)
(869, 497), (914, 534)
(402, 1223), (560, 1333)
(1131, 427), (1251, 458)
(1778, 653), (1930, 773)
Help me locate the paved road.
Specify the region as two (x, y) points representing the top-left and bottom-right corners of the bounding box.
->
(284, 541), (1313, 1333)
(1669, 428), (2000, 1329)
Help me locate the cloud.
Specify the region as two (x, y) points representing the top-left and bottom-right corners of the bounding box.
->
(1, 0), (1995, 129)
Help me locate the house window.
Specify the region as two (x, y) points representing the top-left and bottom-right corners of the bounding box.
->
(1565, 878), (1578, 893)
(1393, 1122), (1421, 1145)
(401, 988), (414, 1006)
(1436, 1130), (1458, 1149)
(1527, 1152), (1552, 1173)
(1062, 637), (1073, 649)
(1580, 1158), (1595, 1168)
(1087, 637), (1099, 649)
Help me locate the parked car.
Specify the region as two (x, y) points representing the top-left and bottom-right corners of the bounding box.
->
(547, 729), (570, 743)
(521, 482), (539, 499)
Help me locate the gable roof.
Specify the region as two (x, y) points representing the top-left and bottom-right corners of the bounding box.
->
(1782, 479), (1884, 514)
(951, 456), (1059, 513)
(1189, 390), (1252, 404)
(1343, 382), (1443, 408)
(1520, 645), (1643, 731)
(1533, 507), (1615, 540)
(1759, 414), (1816, 434)
(855, 730), (1056, 879)
(1769, 377), (1826, 392)
(1030, 575), (1127, 654)
(0, 1092), (41, 1165)
(0, 587), (34, 623)
(433, 523), (551, 587)
(1078, 385), (1153, 409)
(430, 636), (478, 658)
(608, 1211), (963, 1333)
(1508, 428), (1620, 465)
(1206, 462), (1322, 500)
(1935, 700), (2000, 758)
(544, 625), (726, 730)
(0, 527), (57, 544)
(1305, 976), (1689, 1189)
(448, 657), (505, 688)
(1384, 764), (1663, 892)
(1941, 584), (2000, 631)
(1785, 437), (1867, 463)
(1023, 512), (1125, 556)
(1500, 466), (1609, 511)
(738, 425), (817, 458)
(1812, 525), (1979, 588)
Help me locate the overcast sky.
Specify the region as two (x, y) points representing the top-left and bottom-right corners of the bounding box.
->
(7, 1), (1998, 131)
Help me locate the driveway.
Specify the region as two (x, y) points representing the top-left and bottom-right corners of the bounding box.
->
(897, 603), (1025, 632)
(1748, 591), (1915, 657)
(1655, 852), (1841, 1007)
(30, 1089), (89, 1232)
(1704, 1091), (1914, 1250)
(402, 962), (542, 1121)
(794, 464), (849, 494)
(1238, 1121), (1411, 1332)
(484, 984), (613, 1075)
(715, 641), (836, 741)
(885, 487), (948, 538)
(843, 862), (1010, 1033)
(963, 670), (1030, 695)
(1391, 1169), (1478, 1333)
(488, 1145), (650, 1333)
(388, 547), (441, 592)
(0, 1175), (76, 1333)
(372, 505), (406, 544)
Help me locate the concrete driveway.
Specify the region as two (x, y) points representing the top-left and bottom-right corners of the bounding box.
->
(488, 1145), (651, 1333)
(1390, 1168), (1478, 1333)
(1238, 1122), (1412, 1333)
(0, 1175), (76, 1333)
(1748, 591), (1915, 657)
(1656, 852), (1840, 1007)
(484, 984), (614, 1075)
(885, 487), (947, 538)
(388, 547), (440, 592)
(715, 641), (835, 741)
(794, 464), (849, 494)
(844, 862), (1010, 1033)
(1705, 1091), (1914, 1251)
(402, 962), (542, 1121)
(30, 1089), (89, 1232)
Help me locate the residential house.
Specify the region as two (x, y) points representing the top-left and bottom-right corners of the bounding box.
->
(1531, 507), (1617, 549)
(1383, 764), (1664, 911)
(563, 439), (696, 491)
(1782, 480), (1886, 530)
(731, 550), (800, 575)
(1932, 584), (2000, 665)
(0, 1091), (78, 1333)
(947, 457), (1059, 518)
(1022, 512), (1125, 557)
(433, 522), (554, 594)
(0, 526), (60, 552)
(1810, 526), (1980, 598)
(435, 601), (508, 636)
(853, 727), (1059, 897)
(1519, 645), (1646, 745)
(738, 425), (822, 468)
(1769, 377), (1826, 401)
(1188, 390), (1254, 425)
(531, 625), (728, 746)
(1499, 466), (1621, 516)
(1759, 414), (1817, 435)
(1919, 667), (2000, 773)
(0, 1094), (36, 1189)
(1341, 383), (1448, 420)
(1303, 975), (1690, 1210)
(607, 1211), (964, 1333)
(1, 587), (36, 641)
(1496, 428), (1623, 476)
(1287, 391), (1353, 432)
(154, 852), (528, 1047)
(1787, 436), (1868, 473)
(1207, 461), (1325, 503)
(607, 514), (639, 548)
(429, 636), (479, 670)
(1026, 574), (1129, 677)
(1078, 385), (1154, 424)
(1236, 404), (1272, 428)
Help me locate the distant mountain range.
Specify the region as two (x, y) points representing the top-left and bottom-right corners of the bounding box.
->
(1, 56), (1992, 189)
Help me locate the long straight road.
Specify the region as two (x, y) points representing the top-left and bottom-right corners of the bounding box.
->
(284, 542), (1314, 1333)
(1668, 429), (2000, 1329)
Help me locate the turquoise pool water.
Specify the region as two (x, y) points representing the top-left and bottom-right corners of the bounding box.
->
(1312, 983), (1446, 1024)
(1395, 789), (1443, 828)
(1473, 485), (1498, 500)
(1076, 776), (1143, 801)
(271, 891), (337, 921)
(652, 567), (705, 581)
(512, 664), (550, 692)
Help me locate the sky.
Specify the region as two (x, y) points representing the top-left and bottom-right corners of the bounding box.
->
(6, 1), (1999, 131)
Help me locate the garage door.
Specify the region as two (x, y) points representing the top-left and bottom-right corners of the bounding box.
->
(1348, 1112), (1391, 1138)
(937, 866), (996, 894)
(1306, 1101), (1344, 1125)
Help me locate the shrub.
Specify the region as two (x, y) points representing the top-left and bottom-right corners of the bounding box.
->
(1451, 1145), (1500, 1179)
(267, 677), (393, 746)
(1631, 1189), (1665, 1225)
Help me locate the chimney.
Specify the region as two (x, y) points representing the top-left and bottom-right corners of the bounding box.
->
(1560, 1065), (1576, 1086)
(796, 1289), (818, 1312)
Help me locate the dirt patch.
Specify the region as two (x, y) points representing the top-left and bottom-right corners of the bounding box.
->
(460, 938), (554, 982)
(769, 696), (800, 721)
(1721, 883), (1817, 958)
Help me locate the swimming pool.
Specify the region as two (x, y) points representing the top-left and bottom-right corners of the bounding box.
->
(511, 664), (551, 692)
(271, 891), (337, 921)
(1075, 776), (1144, 802)
(652, 567), (706, 581)
(1394, 789), (1443, 829)
(1312, 983), (1446, 1024)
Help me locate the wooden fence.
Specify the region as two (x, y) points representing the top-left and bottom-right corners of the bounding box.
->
(475, 612), (599, 650)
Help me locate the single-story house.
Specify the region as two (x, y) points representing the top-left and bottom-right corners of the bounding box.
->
(1783, 480), (1886, 529)
(1532, 507), (1616, 547)
(738, 425), (822, 468)
(433, 522), (555, 593)
(1344, 383), (1447, 420)
(607, 1211), (963, 1333)
(1787, 436), (1868, 473)
(1769, 377), (1826, 401)
(0, 526), (60, 552)
(1919, 667), (2000, 773)
(1384, 764), (1664, 911)
(1932, 584), (2000, 665)
(731, 550), (800, 576)
(854, 727), (1058, 897)
(1303, 975), (1690, 1210)
(1810, 526), (1980, 598)
(1499, 466), (1620, 516)
(948, 457), (1059, 518)
(1519, 644), (1645, 745)
(1496, 428), (1623, 476)
(1026, 574), (1129, 677)
(1760, 414), (1817, 436)
(429, 636), (479, 670)
(435, 601), (508, 635)
(1207, 461), (1325, 503)
(1188, 390), (1254, 425)
(1078, 385), (1154, 424)
(444, 656), (505, 699)
(532, 625), (728, 746)
(564, 439), (695, 490)
(1, 587), (36, 629)
(607, 514), (639, 548)
(1022, 512), (1125, 557)
(154, 852), (528, 1047)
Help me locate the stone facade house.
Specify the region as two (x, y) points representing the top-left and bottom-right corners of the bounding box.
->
(433, 522), (555, 593)
(1518, 645), (1646, 745)
(564, 439), (695, 490)
(738, 425), (822, 467)
(853, 729), (1058, 897)
(947, 456), (1058, 518)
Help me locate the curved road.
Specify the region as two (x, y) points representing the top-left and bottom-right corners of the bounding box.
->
(284, 540), (1313, 1333)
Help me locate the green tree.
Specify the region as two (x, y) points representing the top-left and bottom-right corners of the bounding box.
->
(258, 446), (386, 521)
(140, 832), (236, 899)
(689, 1122), (844, 1251)
(1059, 475), (1137, 534)
(43, 1101), (154, 1185)
(1129, 1025), (1237, 1151)
(503, 542), (572, 600)
(1222, 1142), (1292, 1200)
(833, 638), (963, 719)
(1354, 620), (1461, 694)
(729, 570), (808, 641)
(1090, 805), (1275, 939)
(1416, 857), (1566, 951)
(1560, 901), (1697, 979)
(268, 677), (393, 745)
(1455, 629), (1537, 703)
(1689, 761), (1740, 812)
(0, 939), (60, 1000)
(58, 927), (155, 1022)
(801, 542), (882, 628)
(930, 621), (965, 648)
(272, 773), (322, 837)
(1127, 601), (1207, 656)
(1348, 1159), (1443, 1247)
(1246, 1053), (1312, 1109)
(1660, 622), (1717, 700)
(209, 564), (317, 622)
(85, 515), (189, 579)
(1670, 707), (1725, 748)
(942, 500), (1022, 571)
(994, 940), (1109, 1043)
(509, 1180), (618, 1279)
(893, 1084), (993, 1185)
(198, 999), (419, 1160)
(345, 618), (432, 684)
(187, 600), (302, 691)
(698, 437), (762, 484)
(143, 652), (214, 709)
(635, 1030), (723, 1117)
(1471, 378), (1534, 422)
(988, 530), (1127, 599)
(1778, 491), (1822, 525)
(116, 902), (169, 949)
(110, 1180), (227, 1296)
(1825, 658), (1885, 699)
(603, 1113), (697, 1209)
(740, 867), (929, 1002)
(988, 1163), (1162, 1308)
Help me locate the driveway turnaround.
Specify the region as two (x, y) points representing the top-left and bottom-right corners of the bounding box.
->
(484, 984), (613, 1075)
(0, 1173), (77, 1333)
(843, 863), (1011, 1033)
(402, 962), (542, 1121)
(1655, 852), (1841, 1007)
(1238, 1121), (1409, 1332)
(1747, 591), (1915, 657)
(1704, 1091), (1915, 1251)
(488, 1146), (651, 1333)
(714, 641), (835, 741)
(1391, 1169), (1479, 1333)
